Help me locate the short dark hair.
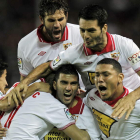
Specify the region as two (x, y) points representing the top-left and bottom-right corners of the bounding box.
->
(97, 58), (122, 73)
(0, 59), (8, 77)
(78, 4), (108, 29)
(39, 0), (69, 18)
(54, 64), (79, 82)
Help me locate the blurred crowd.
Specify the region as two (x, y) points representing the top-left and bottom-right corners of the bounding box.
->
(0, 0), (140, 87)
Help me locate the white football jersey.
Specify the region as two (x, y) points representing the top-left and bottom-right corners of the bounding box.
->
(44, 96), (102, 140)
(0, 83), (75, 140)
(50, 32), (140, 91)
(17, 23), (84, 89)
(84, 87), (140, 140)
(18, 23), (83, 77)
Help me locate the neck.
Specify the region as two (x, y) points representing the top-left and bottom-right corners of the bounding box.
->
(110, 84), (124, 101)
(67, 98), (78, 109)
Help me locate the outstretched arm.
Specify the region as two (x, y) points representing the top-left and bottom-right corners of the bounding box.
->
(111, 71), (140, 120)
(0, 82), (51, 111)
(2, 61), (52, 106)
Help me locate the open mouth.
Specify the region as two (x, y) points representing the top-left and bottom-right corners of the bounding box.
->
(99, 85), (107, 91)
(53, 30), (61, 35)
(64, 93), (71, 97)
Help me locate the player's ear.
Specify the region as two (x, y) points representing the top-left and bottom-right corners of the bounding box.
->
(39, 15), (44, 24)
(53, 81), (57, 90)
(102, 24), (108, 33)
(118, 73), (124, 84)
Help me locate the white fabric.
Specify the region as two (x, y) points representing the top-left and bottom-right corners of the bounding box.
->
(50, 34), (140, 91)
(18, 23), (84, 89)
(44, 97), (102, 140)
(83, 88), (140, 140)
(0, 84), (75, 140)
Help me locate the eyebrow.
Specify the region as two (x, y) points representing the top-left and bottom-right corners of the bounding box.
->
(80, 27), (96, 30)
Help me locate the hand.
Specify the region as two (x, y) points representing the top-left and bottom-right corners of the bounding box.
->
(2, 81), (28, 107)
(111, 92), (136, 120)
(0, 122), (7, 139)
(76, 88), (86, 98)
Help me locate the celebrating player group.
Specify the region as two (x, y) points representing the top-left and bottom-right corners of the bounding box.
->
(0, 0), (140, 140)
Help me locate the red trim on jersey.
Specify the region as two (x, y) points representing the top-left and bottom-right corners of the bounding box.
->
(58, 122), (75, 131)
(83, 32), (115, 56)
(40, 78), (46, 83)
(135, 67), (140, 73)
(69, 96), (85, 114)
(95, 87), (129, 107)
(50, 61), (55, 71)
(12, 82), (20, 88)
(4, 105), (21, 128)
(37, 24), (68, 45)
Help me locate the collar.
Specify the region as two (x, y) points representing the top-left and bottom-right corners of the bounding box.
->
(69, 96), (85, 114)
(95, 87), (129, 107)
(83, 32), (115, 56)
(37, 24), (68, 45)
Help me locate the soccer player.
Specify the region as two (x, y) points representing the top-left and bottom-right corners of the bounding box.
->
(6, 4), (140, 119)
(44, 64), (101, 139)
(0, 61), (90, 140)
(17, 0), (85, 92)
(84, 58), (140, 139)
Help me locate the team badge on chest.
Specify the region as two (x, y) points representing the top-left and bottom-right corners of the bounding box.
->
(63, 43), (72, 50)
(111, 52), (120, 61)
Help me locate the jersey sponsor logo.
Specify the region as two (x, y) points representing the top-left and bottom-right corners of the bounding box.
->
(38, 51), (46, 56)
(17, 58), (23, 69)
(88, 72), (95, 85)
(84, 61), (93, 65)
(53, 55), (61, 66)
(89, 96), (95, 101)
(64, 108), (73, 120)
(111, 52), (120, 61)
(45, 127), (70, 140)
(128, 51), (140, 65)
(63, 43), (72, 50)
(92, 107), (117, 138)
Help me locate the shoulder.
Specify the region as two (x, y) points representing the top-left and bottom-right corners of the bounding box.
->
(67, 23), (79, 29)
(111, 34), (134, 47)
(67, 23), (80, 34)
(18, 28), (38, 49)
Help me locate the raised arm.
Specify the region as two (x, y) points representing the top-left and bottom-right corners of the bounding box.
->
(3, 61), (52, 106)
(0, 82), (51, 111)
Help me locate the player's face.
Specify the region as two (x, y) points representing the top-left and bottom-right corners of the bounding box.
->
(53, 73), (78, 107)
(40, 10), (68, 42)
(0, 69), (8, 94)
(95, 64), (122, 101)
(79, 18), (107, 52)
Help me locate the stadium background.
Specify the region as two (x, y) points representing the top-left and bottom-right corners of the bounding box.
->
(0, 0), (140, 87)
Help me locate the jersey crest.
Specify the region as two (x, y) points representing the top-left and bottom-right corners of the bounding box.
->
(63, 43), (72, 50)
(111, 52), (120, 61)
(92, 107), (117, 138)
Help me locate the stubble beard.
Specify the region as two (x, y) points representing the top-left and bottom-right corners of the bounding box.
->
(44, 25), (66, 42)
